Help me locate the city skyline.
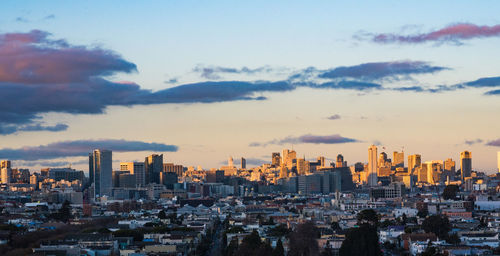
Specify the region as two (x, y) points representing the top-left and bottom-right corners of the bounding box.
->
(0, 1), (500, 172)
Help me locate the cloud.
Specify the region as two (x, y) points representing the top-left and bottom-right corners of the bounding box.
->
(486, 139), (500, 147)
(485, 89), (500, 95)
(193, 65), (275, 79)
(318, 61), (447, 81)
(15, 17), (29, 23)
(44, 14), (55, 20)
(0, 123), (69, 135)
(250, 134), (358, 147)
(0, 139), (178, 160)
(464, 138), (483, 145)
(326, 114), (341, 120)
(463, 76), (500, 88)
(367, 23), (500, 45)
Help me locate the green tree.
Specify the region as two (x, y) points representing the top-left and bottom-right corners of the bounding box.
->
(272, 239), (284, 256)
(442, 185), (459, 200)
(422, 215), (451, 240)
(357, 209), (379, 227)
(113, 229), (144, 242)
(288, 221), (320, 256)
(339, 225), (382, 256)
(235, 230), (272, 256)
(158, 210), (167, 219)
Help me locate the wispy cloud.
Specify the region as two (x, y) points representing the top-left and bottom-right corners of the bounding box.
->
(326, 114), (341, 120)
(318, 61), (448, 81)
(193, 65), (277, 79)
(363, 23), (500, 45)
(486, 139), (500, 147)
(464, 138), (483, 145)
(250, 134), (358, 147)
(0, 139), (178, 160)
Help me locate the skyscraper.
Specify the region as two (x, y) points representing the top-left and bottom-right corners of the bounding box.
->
(241, 157), (246, 169)
(120, 162), (145, 187)
(228, 156), (234, 167)
(408, 154), (421, 174)
(272, 152), (281, 166)
(368, 145), (378, 186)
(393, 151), (404, 168)
(460, 151), (472, 181)
(497, 152), (500, 173)
(336, 154), (345, 168)
(145, 154), (163, 184)
(90, 149), (112, 198)
(282, 149), (296, 169)
(444, 158), (456, 181)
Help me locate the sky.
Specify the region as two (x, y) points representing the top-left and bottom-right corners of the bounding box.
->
(0, 0), (500, 173)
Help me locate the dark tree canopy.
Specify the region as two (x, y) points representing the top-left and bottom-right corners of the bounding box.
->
(442, 185), (459, 200)
(288, 221), (320, 256)
(422, 215), (451, 240)
(357, 209), (379, 227)
(339, 225), (382, 256)
(272, 239), (285, 256)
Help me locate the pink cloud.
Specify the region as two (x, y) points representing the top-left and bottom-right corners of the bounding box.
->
(370, 23), (500, 44)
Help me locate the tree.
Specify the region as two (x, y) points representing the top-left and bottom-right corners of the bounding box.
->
(442, 185), (459, 200)
(158, 210), (167, 219)
(339, 225), (382, 256)
(226, 237), (239, 256)
(445, 233), (461, 245)
(288, 221), (320, 256)
(235, 230), (273, 256)
(357, 209), (379, 227)
(272, 239), (284, 256)
(422, 215), (451, 240)
(113, 229), (144, 242)
(330, 221), (341, 231)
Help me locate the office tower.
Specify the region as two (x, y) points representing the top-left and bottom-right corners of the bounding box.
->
(318, 156), (325, 168)
(393, 151), (404, 168)
(279, 166), (289, 179)
(444, 158), (456, 181)
(145, 154), (163, 184)
(160, 172), (178, 189)
(90, 149), (112, 198)
(112, 170), (130, 187)
(282, 149), (296, 169)
(272, 153), (281, 166)
(228, 156), (234, 167)
(336, 154), (346, 168)
(460, 151), (472, 181)
(424, 161), (443, 184)
(0, 160), (11, 169)
(0, 160), (11, 184)
(378, 152), (388, 167)
(297, 158), (307, 175)
(163, 163), (184, 177)
(368, 145), (378, 186)
(241, 157), (246, 169)
(408, 154), (421, 173)
(497, 152), (500, 173)
(120, 162), (145, 186)
(48, 168), (84, 182)
(88, 153), (94, 186)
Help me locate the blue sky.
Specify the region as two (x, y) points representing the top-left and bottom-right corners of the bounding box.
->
(0, 1), (499, 172)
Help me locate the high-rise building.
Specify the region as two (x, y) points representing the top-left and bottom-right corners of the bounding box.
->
(228, 156), (234, 167)
(317, 156), (325, 168)
(145, 154), (163, 184)
(336, 154), (346, 168)
(460, 151), (472, 181)
(408, 154), (421, 174)
(163, 163), (184, 177)
(120, 162), (145, 187)
(378, 152), (388, 167)
(444, 158), (456, 181)
(89, 149), (112, 198)
(0, 160), (11, 184)
(393, 151), (404, 168)
(282, 149), (296, 169)
(497, 152), (500, 173)
(424, 161), (443, 184)
(241, 157), (246, 169)
(297, 158), (308, 175)
(272, 153), (281, 166)
(368, 145), (378, 186)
